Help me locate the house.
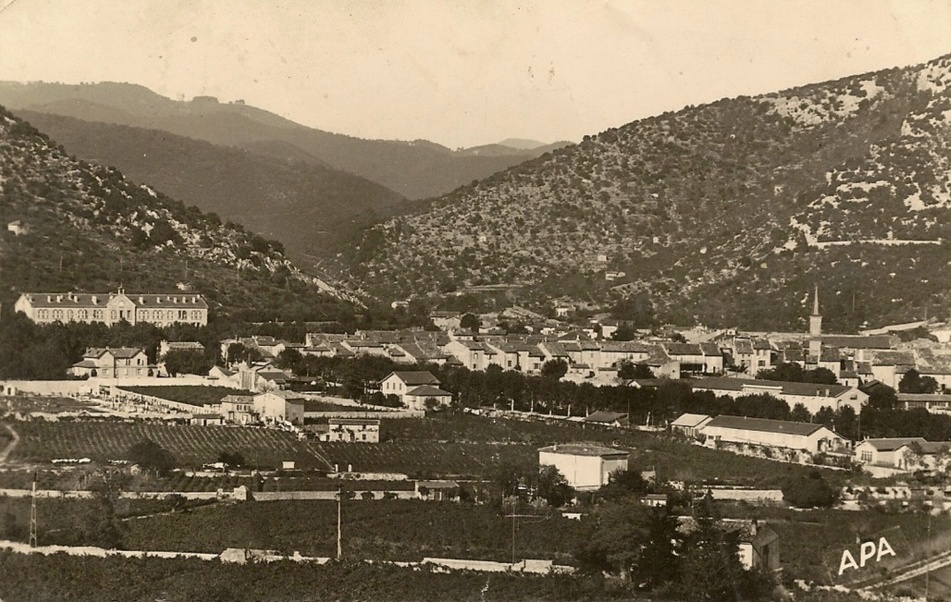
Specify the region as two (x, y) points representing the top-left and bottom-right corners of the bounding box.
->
(430, 311), (462, 331)
(69, 347), (153, 378)
(380, 371), (441, 401)
(7, 220), (27, 235)
(220, 395), (256, 424)
(15, 288), (208, 327)
(890, 440), (951, 470)
(643, 493), (668, 507)
(158, 340), (205, 358)
(583, 411), (629, 428)
(416, 480), (460, 501)
(537, 442), (630, 491)
(853, 438), (928, 467)
(403, 385), (453, 411)
(321, 418), (381, 443)
(699, 415), (849, 453)
(670, 413), (713, 438)
(189, 413), (224, 426)
(691, 377), (868, 415)
(897, 393), (951, 412)
(252, 391), (305, 425)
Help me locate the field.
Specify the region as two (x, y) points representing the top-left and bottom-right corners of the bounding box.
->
(311, 441), (536, 478)
(0, 553), (614, 602)
(1, 395), (103, 415)
(121, 499), (586, 562)
(119, 386), (254, 407)
(381, 414), (845, 487)
(4, 419), (329, 469)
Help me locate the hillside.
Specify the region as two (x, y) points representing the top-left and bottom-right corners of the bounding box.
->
(0, 105), (359, 322)
(0, 82), (567, 200)
(11, 111), (406, 261)
(349, 53), (951, 331)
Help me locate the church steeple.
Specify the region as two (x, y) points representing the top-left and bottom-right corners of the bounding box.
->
(809, 286), (823, 359)
(811, 285), (820, 318)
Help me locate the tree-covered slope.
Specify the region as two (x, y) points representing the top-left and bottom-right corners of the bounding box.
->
(0, 106), (359, 322)
(350, 53), (951, 331)
(12, 110), (406, 261)
(0, 82), (564, 200)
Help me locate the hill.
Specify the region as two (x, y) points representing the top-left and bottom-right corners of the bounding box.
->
(0, 105), (359, 322)
(348, 53), (951, 331)
(0, 82), (566, 200)
(11, 111), (405, 262)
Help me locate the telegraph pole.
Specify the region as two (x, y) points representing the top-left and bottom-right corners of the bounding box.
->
(336, 486), (343, 560)
(29, 471), (37, 547)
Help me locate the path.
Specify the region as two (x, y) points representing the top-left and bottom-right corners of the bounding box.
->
(0, 423), (19, 464)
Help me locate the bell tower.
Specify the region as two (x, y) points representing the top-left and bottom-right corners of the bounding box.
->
(808, 286), (822, 360)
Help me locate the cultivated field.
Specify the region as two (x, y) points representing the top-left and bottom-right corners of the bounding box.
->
(119, 386), (253, 407)
(4, 420), (327, 469)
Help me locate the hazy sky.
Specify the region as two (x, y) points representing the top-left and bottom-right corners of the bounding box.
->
(0, 0), (949, 148)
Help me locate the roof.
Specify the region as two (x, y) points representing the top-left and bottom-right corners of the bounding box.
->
(856, 437), (927, 452)
(84, 347), (146, 359)
(165, 341), (205, 350)
(384, 371), (440, 386)
(71, 359), (100, 369)
(703, 415), (828, 437)
(220, 395), (254, 404)
(19, 292), (208, 309)
(328, 418), (381, 426)
(405, 385), (452, 398)
(538, 442), (630, 458)
(256, 390), (305, 402)
(583, 411), (628, 424)
(665, 343), (703, 356)
(671, 413), (712, 428)
(819, 335), (894, 350)
(693, 377), (855, 399)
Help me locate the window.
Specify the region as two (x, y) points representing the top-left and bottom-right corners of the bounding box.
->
(110, 310), (117, 320)
(861, 451), (873, 463)
(93, 309), (103, 319)
(67, 310), (74, 320)
(53, 309), (63, 320)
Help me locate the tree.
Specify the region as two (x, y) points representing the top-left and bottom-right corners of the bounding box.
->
(460, 313), (480, 333)
(163, 349), (212, 376)
(541, 358), (568, 380)
(599, 468), (649, 500)
(611, 323), (637, 341)
(806, 367), (838, 385)
(790, 402), (811, 422)
(782, 470), (839, 508)
(618, 361), (653, 380)
(218, 451), (245, 468)
(275, 348), (304, 372)
(537, 465), (573, 508)
(634, 507), (682, 588)
(899, 369), (939, 394)
(126, 439), (176, 477)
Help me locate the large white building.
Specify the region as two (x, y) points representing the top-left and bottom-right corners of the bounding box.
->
(699, 415), (849, 453)
(69, 347), (153, 378)
(537, 442), (630, 491)
(691, 377), (868, 416)
(14, 289), (208, 327)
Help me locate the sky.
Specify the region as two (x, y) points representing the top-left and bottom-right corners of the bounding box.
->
(0, 0), (949, 149)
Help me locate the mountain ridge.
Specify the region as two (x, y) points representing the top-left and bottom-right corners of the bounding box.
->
(0, 81), (567, 200)
(347, 53), (951, 332)
(0, 104), (361, 323)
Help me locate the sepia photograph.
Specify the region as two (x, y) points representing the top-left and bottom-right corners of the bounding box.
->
(1, 1), (951, 600)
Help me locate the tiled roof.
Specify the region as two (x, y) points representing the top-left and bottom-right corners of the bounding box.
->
(671, 413), (712, 428)
(584, 411), (628, 424)
(665, 343), (703, 356)
(405, 385), (452, 397)
(704, 415), (826, 437)
(387, 371), (440, 385)
(84, 347), (146, 359)
(819, 335), (894, 350)
(857, 437), (927, 452)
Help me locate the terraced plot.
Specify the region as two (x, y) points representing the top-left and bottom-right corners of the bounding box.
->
(5, 420), (325, 469)
(310, 441), (536, 477)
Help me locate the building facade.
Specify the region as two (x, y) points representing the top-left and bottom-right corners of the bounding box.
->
(537, 443), (630, 491)
(15, 289), (208, 327)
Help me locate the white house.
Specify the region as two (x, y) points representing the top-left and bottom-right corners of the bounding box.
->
(70, 347), (153, 378)
(537, 442), (630, 491)
(321, 418), (381, 443)
(252, 391), (305, 425)
(380, 371), (441, 402)
(853, 438), (928, 467)
(699, 415), (849, 453)
(670, 413), (713, 438)
(15, 289), (208, 327)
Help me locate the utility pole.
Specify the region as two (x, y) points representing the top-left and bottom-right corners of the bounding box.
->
(336, 486), (342, 560)
(29, 471), (37, 547)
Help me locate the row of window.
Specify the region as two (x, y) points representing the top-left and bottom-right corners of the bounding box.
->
(36, 309), (204, 321)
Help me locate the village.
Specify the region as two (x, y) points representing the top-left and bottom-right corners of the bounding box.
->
(4, 286), (951, 598)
